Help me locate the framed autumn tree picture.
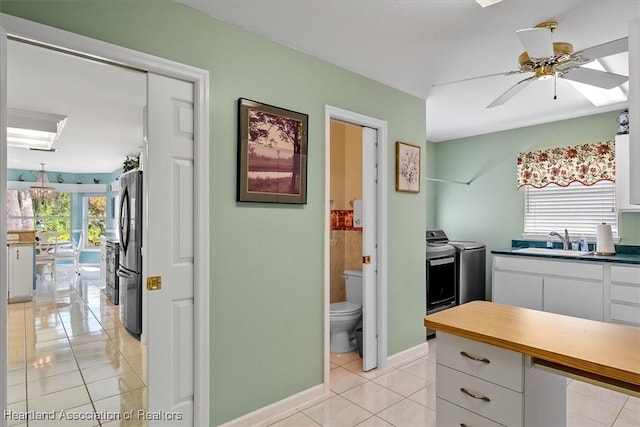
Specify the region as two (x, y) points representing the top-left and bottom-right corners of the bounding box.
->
(237, 98), (308, 204)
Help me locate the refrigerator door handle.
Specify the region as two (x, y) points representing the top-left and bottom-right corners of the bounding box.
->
(117, 267), (135, 280)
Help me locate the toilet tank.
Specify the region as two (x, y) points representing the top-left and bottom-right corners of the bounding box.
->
(344, 270), (363, 305)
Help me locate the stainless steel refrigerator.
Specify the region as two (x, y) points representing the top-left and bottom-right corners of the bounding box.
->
(117, 170), (143, 339)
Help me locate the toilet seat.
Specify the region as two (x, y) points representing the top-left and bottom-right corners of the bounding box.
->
(330, 301), (361, 316)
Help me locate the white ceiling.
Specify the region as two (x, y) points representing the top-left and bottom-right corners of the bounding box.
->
(6, 1), (638, 177)
(7, 40), (146, 174)
(177, 0), (638, 142)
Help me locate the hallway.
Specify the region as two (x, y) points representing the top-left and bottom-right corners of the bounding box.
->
(6, 266), (147, 426)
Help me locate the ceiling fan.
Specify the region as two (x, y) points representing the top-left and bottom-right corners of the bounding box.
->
(437, 21), (629, 108)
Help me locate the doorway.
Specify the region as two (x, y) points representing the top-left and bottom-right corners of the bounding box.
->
(0, 14), (210, 425)
(324, 106), (388, 388)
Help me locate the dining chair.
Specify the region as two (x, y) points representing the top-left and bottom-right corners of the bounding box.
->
(56, 230), (84, 274)
(35, 231), (58, 280)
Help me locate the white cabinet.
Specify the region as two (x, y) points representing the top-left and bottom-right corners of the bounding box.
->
(543, 277), (603, 321)
(628, 18), (640, 205)
(493, 270), (542, 310)
(610, 265), (640, 326)
(492, 256), (604, 321)
(7, 244), (34, 303)
(615, 134), (640, 211)
(435, 332), (565, 427)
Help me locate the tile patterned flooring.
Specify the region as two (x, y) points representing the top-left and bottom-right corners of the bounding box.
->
(264, 345), (640, 427)
(6, 266), (147, 427)
(6, 268), (640, 426)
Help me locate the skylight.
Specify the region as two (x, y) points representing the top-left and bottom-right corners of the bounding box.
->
(566, 60), (627, 107)
(7, 108), (68, 150)
(475, 0), (503, 7)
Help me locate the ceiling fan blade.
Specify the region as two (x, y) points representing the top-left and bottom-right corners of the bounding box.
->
(575, 37), (628, 62)
(487, 76), (536, 108)
(561, 67), (628, 89)
(432, 70), (522, 87)
(516, 27), (554, 59)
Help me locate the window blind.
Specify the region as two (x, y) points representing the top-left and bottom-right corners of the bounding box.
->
(524, 181), (618, 238)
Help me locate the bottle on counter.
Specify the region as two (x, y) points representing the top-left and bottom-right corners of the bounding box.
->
(579, 234), (589, 251)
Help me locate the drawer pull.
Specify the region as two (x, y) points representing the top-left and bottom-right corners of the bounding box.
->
(460, 388), (491, 402)
(460, 351), (490, 364)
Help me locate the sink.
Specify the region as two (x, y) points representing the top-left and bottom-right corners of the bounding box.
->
(513, 248), (593, 256)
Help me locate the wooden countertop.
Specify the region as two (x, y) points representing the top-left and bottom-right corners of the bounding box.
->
(425, 301), (640, 395)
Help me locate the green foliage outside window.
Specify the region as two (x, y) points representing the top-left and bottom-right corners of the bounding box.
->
(86, 196), (106, 246)
(34, 193), (72, 240)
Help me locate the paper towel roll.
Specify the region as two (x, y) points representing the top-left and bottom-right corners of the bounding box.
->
(596, 223), (616, 255)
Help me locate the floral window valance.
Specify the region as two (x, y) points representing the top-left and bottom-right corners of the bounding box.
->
(517, 141), (615, 188)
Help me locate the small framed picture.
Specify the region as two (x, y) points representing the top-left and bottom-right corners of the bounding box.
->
(396, 141), (421, 193)
(237, 98), (308, 204)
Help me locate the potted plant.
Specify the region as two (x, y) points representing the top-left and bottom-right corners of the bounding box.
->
(122, 155), (139, 172)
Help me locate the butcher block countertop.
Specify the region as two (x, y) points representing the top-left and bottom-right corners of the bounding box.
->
(424, 301), (640, 396)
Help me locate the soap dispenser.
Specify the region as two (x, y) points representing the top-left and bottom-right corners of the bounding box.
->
(579, 234), (588, 252)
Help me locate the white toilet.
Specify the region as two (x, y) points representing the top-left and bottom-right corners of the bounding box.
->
(330, 270), (363, 353)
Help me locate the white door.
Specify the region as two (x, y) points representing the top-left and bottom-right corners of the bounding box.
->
(0, 24), (8, 427)
(362, 127), (378, 371)
(145, 72), (195, 425)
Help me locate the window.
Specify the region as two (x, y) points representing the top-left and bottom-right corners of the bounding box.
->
(6, 189), (71, 239)
(524, 181), (618, 239)
(84, 195), (106, 247)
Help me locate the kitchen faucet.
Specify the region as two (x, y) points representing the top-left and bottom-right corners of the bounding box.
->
(549, 229), (570, 250)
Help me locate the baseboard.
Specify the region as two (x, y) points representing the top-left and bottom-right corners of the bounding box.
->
(218, 384), (326, 427)
(386, 340), (430, 368)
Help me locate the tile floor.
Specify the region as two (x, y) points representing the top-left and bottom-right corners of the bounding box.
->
(264, 344), (640, 427)
(6, 265), (147, 427)
(6, 268), (640, 427)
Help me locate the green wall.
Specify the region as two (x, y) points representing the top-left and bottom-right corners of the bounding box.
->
(433, 111), (640, 298)
(1, 1), (430, 424)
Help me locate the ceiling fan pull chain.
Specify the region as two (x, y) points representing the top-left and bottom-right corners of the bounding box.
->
(553, 73), (557, 100)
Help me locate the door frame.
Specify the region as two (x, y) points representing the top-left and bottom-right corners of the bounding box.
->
(0, 13), (210, 426)
(324, 105), (388, 388)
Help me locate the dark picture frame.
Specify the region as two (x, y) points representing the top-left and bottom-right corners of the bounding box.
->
(396, 141), (421, 193)
(237, 98), (308, 204)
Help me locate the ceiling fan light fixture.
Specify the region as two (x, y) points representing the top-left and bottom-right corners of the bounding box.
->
(519, 42), (574, 72)
(535, 66), (556, 80)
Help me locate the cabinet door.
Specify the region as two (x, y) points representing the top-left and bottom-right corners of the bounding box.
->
(8, 245), (34, 303)
(543, 277), (603, 321)
(616, 134), (640, 211)
(493, 270), (543, 310)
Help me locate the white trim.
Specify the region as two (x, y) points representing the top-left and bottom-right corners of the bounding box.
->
(8, 181), (107, 193)
(0, 23), (8, 427)
(0, 13), (210, 426)
(217, 385), (326, 427)
(386, 341), (430, 368)
(324, 105), (389, 393)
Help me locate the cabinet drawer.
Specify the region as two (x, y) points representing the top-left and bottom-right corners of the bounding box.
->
(611, 265), (640, 285)
(436, 397), (503, 427)
(611, 284), (640, 305)
(437, 364), (523, 427)
(610, 303), (640, 325)
(437, 332), (524, 392)
(494, 256), (603, 280)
